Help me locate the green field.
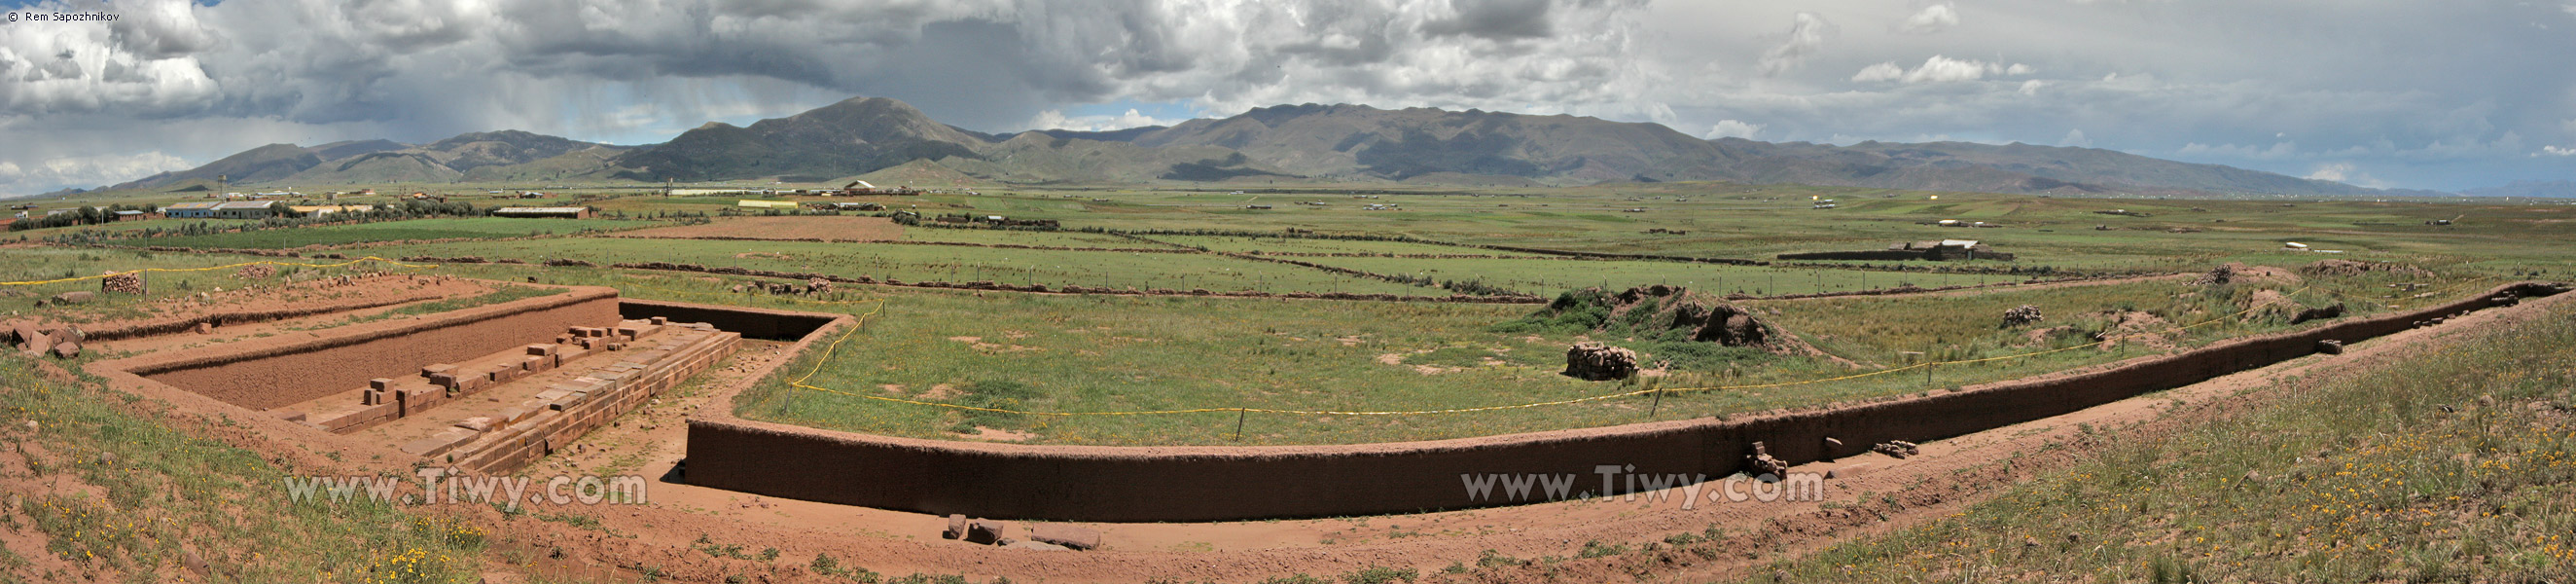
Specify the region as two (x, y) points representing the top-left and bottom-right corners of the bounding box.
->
(369, 237), (1444, 296)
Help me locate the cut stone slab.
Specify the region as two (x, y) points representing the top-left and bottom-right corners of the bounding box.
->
(1027, 525), (1102, 550)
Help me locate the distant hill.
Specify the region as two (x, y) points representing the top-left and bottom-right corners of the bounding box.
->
(602, 97), (984, 182)
(106, 131), (617, 190)
(283, 130), (618, 184)
(114, 96), (2422, 198)
(2462, 180), (2576, 199)
(112, 143), (322, 190)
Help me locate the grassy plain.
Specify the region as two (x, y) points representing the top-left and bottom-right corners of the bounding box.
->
(1738, 293), (2576, 583)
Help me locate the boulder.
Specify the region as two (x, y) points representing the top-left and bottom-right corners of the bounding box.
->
(48, 291), (95, 306)
(966, 520), (1007, 545)
(944, 514), (969, 540)
(2315, 340), (2345, 355)
(1561, 343), (1638, 381)
(1028, 525), (1102, 551)
(50, 341), (80, 359)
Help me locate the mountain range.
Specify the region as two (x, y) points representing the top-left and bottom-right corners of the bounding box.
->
(106, 96), (2444, 198)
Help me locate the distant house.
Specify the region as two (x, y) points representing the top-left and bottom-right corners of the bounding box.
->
(111, 210), (152, 222)
(492, 206), (592, 219)
(736, 200), (798, 209)
(211, 201), (281, 219)
(163, 201), (222, 218)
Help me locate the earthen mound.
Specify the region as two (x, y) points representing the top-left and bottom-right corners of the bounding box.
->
(2300, 259), (2432, 278)
(1510, 285), (1849, 367)
(2191, 262), (2300, 286)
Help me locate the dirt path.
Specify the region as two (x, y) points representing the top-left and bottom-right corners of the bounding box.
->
(456, 284), (2564, 583)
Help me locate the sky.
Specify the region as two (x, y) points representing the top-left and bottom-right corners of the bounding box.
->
(0, 0), (2570, 197)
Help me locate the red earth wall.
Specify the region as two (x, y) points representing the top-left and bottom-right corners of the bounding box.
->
(131, 288), (621, 410)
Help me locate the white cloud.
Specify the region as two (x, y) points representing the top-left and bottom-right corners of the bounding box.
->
(2018, 80), (2047, 95)
(2180, 141), (2302, 160)
(1851, 55), (2033, 84)
(2538, 145), (2576, 157)
(2303, 163), (2388, 187)
(2058, 128), (2093, 148)
(1759, 12), (1835, 76)
(1024, 108), (1179, 132)
(1703, 119), (1763, 139)
(1899, 3), (1959, 34)
(1851, 62), (1906, 83)
(0, 151), (192, 195)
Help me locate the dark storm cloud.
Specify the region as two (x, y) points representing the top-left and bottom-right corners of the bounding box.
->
(1421, 0), (1556, 40)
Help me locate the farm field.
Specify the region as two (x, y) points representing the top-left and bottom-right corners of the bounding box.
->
(1294, 255), (2033, 297)
(615, 215), (907, 240)
(363, 237), (1449, 296)
(103, 216), (655, 249)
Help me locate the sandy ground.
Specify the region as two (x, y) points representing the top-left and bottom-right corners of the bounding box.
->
(615, 216), (905, 241)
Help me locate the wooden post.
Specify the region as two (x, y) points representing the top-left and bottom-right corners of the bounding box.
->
(1233, 408), (1248, 442)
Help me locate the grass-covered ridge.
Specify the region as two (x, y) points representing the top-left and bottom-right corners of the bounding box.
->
(1748, 297), (2576, 582)
(0, 354), (488, 582)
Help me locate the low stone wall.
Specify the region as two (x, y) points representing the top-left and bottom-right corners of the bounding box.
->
(684, 282), (2564, 522)
(124, 288), (622, 410)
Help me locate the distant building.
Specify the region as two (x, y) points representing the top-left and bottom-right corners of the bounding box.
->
(110, 210), (152, 222)
(211, 201), (282, 219)
(163, 201), (223, 218)
(286, 204), (376, 218)
(492, 206), (592, 219)
(736, 200), (798, 209)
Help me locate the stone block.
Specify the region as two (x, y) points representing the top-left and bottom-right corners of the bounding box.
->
(1027, 525), (1101, 550)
